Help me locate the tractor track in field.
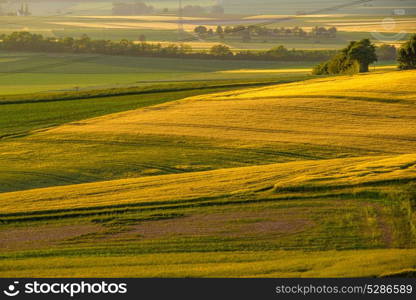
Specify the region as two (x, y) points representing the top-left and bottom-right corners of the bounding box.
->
(0, 170), (99, 185)
(13, 137), (328, 160)
(133, 122), (416, 143)
(271, 104), (416, 120)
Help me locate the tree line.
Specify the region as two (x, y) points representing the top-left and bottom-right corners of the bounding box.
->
(0, 32), (338, 62)
(195, 25), (338, 41)
(0, 32), (409, 67)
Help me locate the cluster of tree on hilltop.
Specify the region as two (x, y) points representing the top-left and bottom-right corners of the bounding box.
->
(112, 2), (154, 16)
(195, 25), (337, 41)
(313, 34), (416, 75)
(398, 35), (416, 70)
(0, 32), (338, 62)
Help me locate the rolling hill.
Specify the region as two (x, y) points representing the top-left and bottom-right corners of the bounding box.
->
(0, 69), (415, 277)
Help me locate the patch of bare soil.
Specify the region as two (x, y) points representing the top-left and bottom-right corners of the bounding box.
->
(0, 223), (102, 251)
(113, 210), (314, 240)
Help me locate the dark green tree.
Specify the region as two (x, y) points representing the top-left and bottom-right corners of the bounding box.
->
(194, 25), (208, 36)
(398, 34), (416, 70)
(0, 31), (339, 62)
(313, 39), (377, 74)
(345, 39), (377, 72)
(209, 44), (233, 57)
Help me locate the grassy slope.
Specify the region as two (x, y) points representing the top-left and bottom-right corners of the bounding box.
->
(0, 152), (415, 277)
(0, 76), (317, 193)
(1, 153), (415, 215)
(4, 71), (415, 192)
(1, 77), (310, 138)
(0, 70), (415, 277)
(0, 70), (414, 194)
(54, 70), (415, 152)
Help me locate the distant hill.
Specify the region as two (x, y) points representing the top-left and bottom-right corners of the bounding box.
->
(10, 0), (416, 16)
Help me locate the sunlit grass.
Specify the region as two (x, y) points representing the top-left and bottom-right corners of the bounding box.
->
(1, 249), (415, 278)
(1, 70), (415, 278)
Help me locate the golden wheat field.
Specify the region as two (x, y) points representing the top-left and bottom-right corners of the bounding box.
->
(0, 70), (415, 277)
(1, 153), (415, 215)
(50, 70), (416, 153)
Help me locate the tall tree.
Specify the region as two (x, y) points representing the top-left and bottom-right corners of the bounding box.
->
(345, 39), (377, 72)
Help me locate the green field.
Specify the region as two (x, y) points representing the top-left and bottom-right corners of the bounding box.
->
(0, 68), (415, 277)
(0, 51), (317, 95)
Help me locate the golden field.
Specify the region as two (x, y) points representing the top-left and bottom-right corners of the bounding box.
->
(0, 70), (415, 277)
(0, 153), (415, 215)
(50, 70), (416, 153)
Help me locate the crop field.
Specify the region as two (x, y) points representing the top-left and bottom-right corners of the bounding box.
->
(0, 67), (415, 277)
(1, 6), (414, 48)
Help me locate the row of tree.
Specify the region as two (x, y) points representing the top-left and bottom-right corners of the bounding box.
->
(0, 32), (338, 62)
(0, 32), (411, 67)
(195, 25), (338, 40)
(313, 34), (416, 75)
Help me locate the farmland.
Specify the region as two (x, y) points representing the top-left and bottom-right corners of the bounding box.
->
(0, 0), (415, 278)
(0, 69), (415, 277)
(1, 0), (415, 50)
(0, 14), (413, 49)
(0, 51), (318, 95)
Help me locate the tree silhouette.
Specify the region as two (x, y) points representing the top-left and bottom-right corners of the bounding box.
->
(345, 39), (377, 72)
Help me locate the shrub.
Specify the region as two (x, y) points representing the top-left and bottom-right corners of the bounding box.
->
(209, 45), (233, 57)
(312, 39), (377, 74)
